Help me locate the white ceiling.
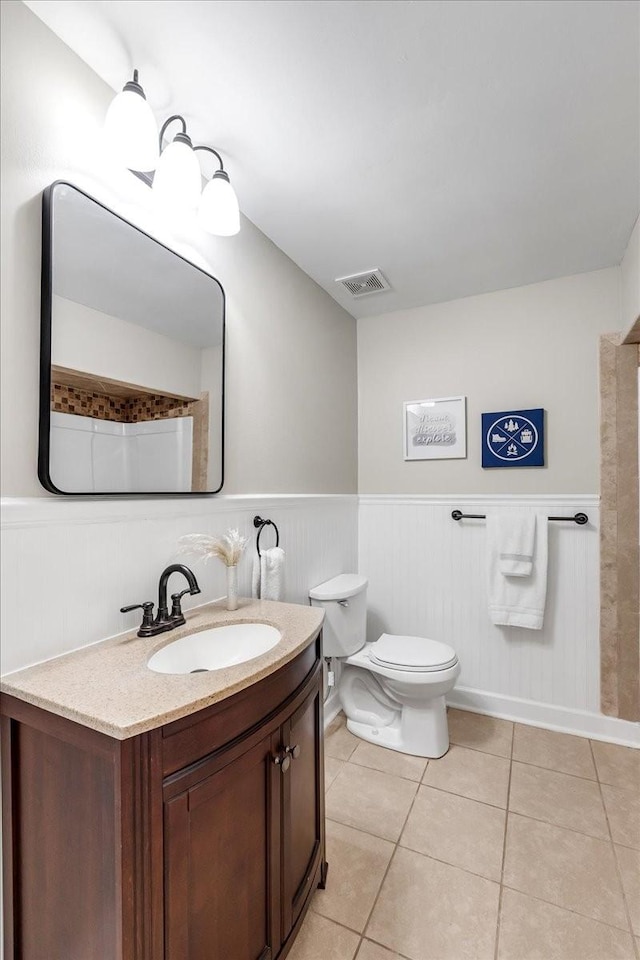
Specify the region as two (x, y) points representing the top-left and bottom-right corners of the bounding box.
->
(26, 0), (640, 319)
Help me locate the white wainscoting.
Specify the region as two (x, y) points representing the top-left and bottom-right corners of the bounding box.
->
(3, 492), (637, 745)
(0, 495), (357, 675)
(360, 495), (637, 746)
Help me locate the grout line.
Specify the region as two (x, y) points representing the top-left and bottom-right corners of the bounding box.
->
(594, 779), (640, 799)
(393, 844), (502, 886)
(324, 815), (398, 846)
(499, 881), (636, 934)
(588, 739), (640, 958)
(332, 754), (426, 786)
(449, 738), (511, 761)
(494, 717), (515, 960)
(509, 755), (599, 783)
(347, 756), (427, 784)
(505, 808), (612, 844)
(417, 779), (508, 811)
(358, 772), (424, 944)
(325, 746), (359, 763)
(359, 934), (415, 960)
(309, 912), (365, 937)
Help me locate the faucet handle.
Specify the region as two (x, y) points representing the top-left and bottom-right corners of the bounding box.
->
(120, 601), (155, 633)
(171, 588), (193, 602)
(170, 588), (192, 622)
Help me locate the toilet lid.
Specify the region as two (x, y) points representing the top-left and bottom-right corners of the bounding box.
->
(370, 634), (458, 672)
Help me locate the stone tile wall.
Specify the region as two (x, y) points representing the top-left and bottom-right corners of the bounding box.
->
(51, 383), (194, 423)
(599, 334), (639, 721)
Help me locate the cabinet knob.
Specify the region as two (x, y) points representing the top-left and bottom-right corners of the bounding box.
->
(285, 744), (301, 760)
(272, 752), (291, 773)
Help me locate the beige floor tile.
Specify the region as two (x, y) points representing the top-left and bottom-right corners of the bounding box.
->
(509, 761), (608, 839)
(326, 763), (418, 842)
(400, 785), (505, 881)
(326, 722), (360, 761)
(503, 812), (628, 929)
(448, 709), (513, 758)
(312, 820), (394, 933)
(326, 756), (346, 791)
(422, 744), (510, 807)
(287, 912), (360, 960)
(615, 844), (640, 935)
(591, 740), (640, 791)
(513, 723), (596, 779)
(602, 783), (640, 849)
(349, 740), (427, 782)
(367, 846), (499, 960)
(498, 888), (635, 960)
(357, 941), (404, 960)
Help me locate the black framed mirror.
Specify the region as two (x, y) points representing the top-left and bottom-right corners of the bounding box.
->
(39, 182), (225, 495)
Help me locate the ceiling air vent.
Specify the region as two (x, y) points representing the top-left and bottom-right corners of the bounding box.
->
(335, 269), (391, 298)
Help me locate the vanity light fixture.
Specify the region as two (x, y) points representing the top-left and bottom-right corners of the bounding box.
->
(196, 146), (241, 237)
(104, 70), (159, 172)
(152, 116), (203, 210)
(105, 70), (241, 235)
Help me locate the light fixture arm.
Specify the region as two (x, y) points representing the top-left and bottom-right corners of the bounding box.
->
(123, 69), (146, 98)
(194, 144), (225, 174)
(159, 114), (188, 149)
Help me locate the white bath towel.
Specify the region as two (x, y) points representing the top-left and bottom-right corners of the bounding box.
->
(495, 513), (536, 577)
(252, 547), (285, 601)
(487, 513), (548, 629)
(251, 552), (261, 599)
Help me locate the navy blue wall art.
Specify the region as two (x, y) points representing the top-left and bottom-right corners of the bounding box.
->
(482, 408), (545, 468)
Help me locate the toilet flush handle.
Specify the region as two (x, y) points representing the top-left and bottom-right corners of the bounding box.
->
(337, 599), (349, 607)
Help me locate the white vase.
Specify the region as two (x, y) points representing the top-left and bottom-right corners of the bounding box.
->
(226, 564), (238, 611)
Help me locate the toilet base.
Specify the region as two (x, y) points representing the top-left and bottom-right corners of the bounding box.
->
(345, 696), (450, 759)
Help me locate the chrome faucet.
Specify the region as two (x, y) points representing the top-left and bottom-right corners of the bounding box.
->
(121, 563), (201, 637)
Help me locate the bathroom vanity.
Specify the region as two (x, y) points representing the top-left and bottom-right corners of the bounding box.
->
(1, 599), (326, 960)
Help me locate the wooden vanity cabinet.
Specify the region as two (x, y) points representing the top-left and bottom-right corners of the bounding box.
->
(1, 635), (326, 960)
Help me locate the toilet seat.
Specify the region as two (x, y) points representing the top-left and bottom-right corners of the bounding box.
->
(369, 633), (458, 673)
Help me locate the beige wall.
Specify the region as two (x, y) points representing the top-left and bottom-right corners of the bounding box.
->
(621, 215), (640, 335)
(52, 296), (204, 399)
(0, 0), (358, 498)
(358, 268), (619, 494)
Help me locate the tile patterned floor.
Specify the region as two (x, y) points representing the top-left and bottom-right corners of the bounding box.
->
(288, 709), (640, 960)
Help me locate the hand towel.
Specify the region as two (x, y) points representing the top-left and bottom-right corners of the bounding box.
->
(252, 547), (285, 600)
(487, 512), (548, 629)
(251, 552), (261, 599)
(495, 513), (536, 577)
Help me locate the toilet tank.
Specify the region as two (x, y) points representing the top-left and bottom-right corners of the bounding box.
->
(309, 574), (368, 657)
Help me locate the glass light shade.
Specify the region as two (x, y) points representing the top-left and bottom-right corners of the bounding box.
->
(104, 89), (159, 171)
(152, 137), (202, 209)
(198, 172), (240, 236)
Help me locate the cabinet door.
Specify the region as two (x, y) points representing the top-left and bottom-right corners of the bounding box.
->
(281, 678), (324, 936)
(164, 731), (281, 960)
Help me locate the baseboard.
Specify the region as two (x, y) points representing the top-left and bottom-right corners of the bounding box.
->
(447, 686), (640, 748)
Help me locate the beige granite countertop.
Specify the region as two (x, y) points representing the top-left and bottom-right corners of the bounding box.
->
(0, 598), (324, 740)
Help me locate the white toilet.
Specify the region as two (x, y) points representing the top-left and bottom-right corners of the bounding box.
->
(309, 574), (460, 758)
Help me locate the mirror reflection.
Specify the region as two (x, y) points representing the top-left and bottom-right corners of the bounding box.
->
(42, 182), (224, 494)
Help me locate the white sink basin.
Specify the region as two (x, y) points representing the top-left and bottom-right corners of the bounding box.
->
(147, 623), (282, 675)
